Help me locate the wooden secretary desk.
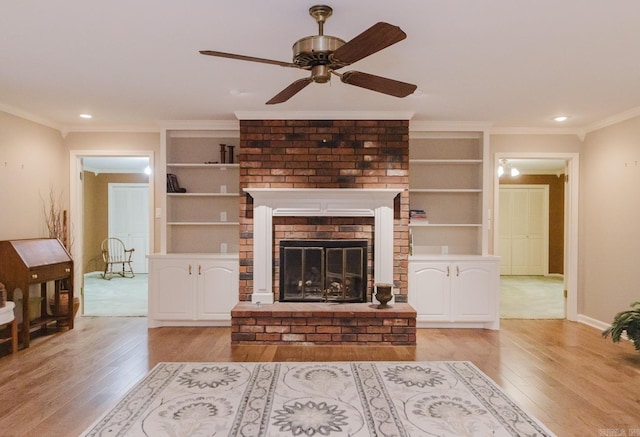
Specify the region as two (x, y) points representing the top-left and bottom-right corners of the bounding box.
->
(0, 238), (74, 348)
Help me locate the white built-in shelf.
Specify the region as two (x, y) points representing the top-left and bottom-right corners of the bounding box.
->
(409, 159), (483, 164)
(409, 188), (482, 193)
(167, 163), (239, 168)
(410, 222), (482, 227)
(167, 222), (240, 226)
(167, 193), (240, 197)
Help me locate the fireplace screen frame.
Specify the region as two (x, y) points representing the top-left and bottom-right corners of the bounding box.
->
(279, 239), (368, 303)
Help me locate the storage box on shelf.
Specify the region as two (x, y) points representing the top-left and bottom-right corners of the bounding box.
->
(408, 131), (499, 329)
(149, 129), (240, 327)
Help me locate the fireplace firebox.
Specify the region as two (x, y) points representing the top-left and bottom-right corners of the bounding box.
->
(279, 240), (368, 303)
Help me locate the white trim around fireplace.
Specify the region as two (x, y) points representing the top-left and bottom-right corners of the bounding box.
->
(243, 188), (403, 305)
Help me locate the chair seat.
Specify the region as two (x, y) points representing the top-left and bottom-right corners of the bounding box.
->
(101, 238), (135, 280)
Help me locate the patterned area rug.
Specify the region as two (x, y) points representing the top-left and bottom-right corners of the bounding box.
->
(81, 361), (555, 437)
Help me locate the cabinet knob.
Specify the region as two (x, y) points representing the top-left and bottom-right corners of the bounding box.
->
(456, 266), (460, 277)
(446, 266), (450, 277)
(188, 264), (192, 275)
(198, 265), (202, 275)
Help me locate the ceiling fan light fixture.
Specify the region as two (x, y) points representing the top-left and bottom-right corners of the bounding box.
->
(200, 4), (416, 104)
(311, 64), (331, 83)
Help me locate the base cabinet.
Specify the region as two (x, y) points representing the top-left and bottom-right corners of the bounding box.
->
(408, 257), (499, 329)
(148, 255), (238, 327)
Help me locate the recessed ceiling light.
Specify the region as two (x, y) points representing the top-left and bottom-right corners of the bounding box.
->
(553, 116), (568, 122)
(80, 114), (92, 119)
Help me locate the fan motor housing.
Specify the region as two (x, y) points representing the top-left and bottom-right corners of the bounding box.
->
(292, 35), (345, 69)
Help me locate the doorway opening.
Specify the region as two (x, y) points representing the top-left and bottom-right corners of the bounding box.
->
(70, 152), (154, 317)
(494, 153), (578, 321)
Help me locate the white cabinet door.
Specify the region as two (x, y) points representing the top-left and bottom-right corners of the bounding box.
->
(149, 256), (239, 326)
(408, 262), (451, 321)
(453, 261), (496, 321)
(409, 258), (499, 327)
(150, 258), (195, 320)
(196, 260), (239, 320)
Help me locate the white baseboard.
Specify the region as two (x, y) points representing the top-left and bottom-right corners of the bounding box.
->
(577, 314), (610, 331)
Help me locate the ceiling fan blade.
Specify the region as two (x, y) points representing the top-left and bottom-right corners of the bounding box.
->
(340, 71), (417, 98)
(199, 50), (297, 68)
(266, 78), (313, 104)
(331, 22), (407, 65)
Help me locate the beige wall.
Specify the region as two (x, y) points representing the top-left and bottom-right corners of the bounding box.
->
(0, 111), (66, 241)
(581, 117), (640, 323)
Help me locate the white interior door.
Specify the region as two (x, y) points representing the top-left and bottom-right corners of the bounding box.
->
(499, 185), (548, 275)
(109, 183), (149, 273)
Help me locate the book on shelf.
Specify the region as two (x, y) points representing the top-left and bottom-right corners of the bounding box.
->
(166, 174), (186, 193)
(410, 209), (428, 223)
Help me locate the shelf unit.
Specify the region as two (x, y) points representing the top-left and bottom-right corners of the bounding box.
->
(407, 129), (498, 329)
(409, 132), (488, 256)
(151, 127), (240, 328)
(162, 130), (240, 254)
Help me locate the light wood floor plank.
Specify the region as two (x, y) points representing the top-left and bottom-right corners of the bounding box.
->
(0, 317), (638, 436)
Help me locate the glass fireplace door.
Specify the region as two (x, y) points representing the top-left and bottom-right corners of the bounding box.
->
(280, 240), (367, 303)
(281, 246), (325, 301)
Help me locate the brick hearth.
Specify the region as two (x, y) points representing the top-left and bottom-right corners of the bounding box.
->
(231, 302), (416, 345)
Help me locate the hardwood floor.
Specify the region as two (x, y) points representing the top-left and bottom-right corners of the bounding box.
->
(1, 317), (638, 436)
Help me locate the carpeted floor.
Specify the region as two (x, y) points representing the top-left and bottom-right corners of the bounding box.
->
(500, 275), (565, 319)
(81, 361), (555, 437)
(83, 272), (148, 317)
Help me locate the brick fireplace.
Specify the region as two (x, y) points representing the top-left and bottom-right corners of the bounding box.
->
(232, 119), (415, 345)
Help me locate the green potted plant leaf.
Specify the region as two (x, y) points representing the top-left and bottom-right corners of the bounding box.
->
(602, 301), (640, 351)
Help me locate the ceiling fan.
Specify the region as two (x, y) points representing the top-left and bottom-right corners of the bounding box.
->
(200, 5), (417, 104)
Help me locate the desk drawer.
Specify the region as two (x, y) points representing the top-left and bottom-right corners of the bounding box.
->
(28, 263), (72, 283)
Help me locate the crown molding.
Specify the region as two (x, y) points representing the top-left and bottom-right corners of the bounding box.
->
(61, 124), (162, 137)
(156, 119), (239, 131)
(583, 105), (640, 134)
(409, 120), (492, 132)
(234, 111), (415, 120)
(490, 126), (586, 141)
(0, 102), (61, 131)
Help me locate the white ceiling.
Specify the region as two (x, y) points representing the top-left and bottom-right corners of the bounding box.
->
(83, 157), (149, 174)
(2, 1), (640, 132)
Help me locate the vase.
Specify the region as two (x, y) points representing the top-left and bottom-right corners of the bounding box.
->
(375, 283), (393, 308)
(49, 291), (79, 329)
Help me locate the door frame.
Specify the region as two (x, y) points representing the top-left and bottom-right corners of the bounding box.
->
(69, 150), (155, 314)
(493, 152), (579, 321)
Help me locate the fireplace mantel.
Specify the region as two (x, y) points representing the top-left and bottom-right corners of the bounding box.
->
(243, 188), (403, 304)
(244, 188), (402, 217)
